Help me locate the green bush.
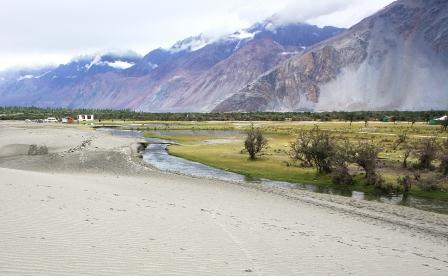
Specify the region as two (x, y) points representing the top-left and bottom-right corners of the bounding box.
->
(353, 141), (381, 183)
(289, 126), (335, 174)
(416, 137), (438, 170)
(244, 124), (268, 160)
(416, 175), (442, 192)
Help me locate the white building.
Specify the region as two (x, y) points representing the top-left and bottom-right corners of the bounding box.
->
(435, 115), (447, 121)
(77, 114), (94, 122)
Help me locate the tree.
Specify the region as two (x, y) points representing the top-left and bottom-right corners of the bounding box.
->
(441, 119), (448, 132)
(344, 113), (355, 128)
(290, 126), (336, 174)
(402, 143), (413, 169)
(416, 137), (438, 170)
(390, 116), (397, 124)
(395, 133), (414, 168)
(331, 139), (355, 185)
(353, 141), (381, 185)
(439, 154), (448, 176)
(397, 176), (412, 195)
(439, 140), (448, 176)
(289, 129), (313, 167)
(393, 131), (408, 150)
(244, 124), (268, 160)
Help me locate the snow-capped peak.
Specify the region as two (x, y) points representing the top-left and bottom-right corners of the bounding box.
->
(164, 18), (305, 54)
(83, 53), (137, 70)
(16, 75), (35, 81)
(169, 18), (297, 53)
(227, 30), (256, 40)
(105, 60), (135, 70)
(15, 70), (51, 81)
(85, 55), (102, 70)
(169, 34), (211, 53)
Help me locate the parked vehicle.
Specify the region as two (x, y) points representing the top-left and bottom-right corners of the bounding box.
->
(44, 117), (58, 123)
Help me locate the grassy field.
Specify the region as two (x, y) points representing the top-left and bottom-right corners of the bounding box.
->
(140, 121), (448, 200)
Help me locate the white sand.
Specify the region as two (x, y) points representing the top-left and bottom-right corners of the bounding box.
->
(0, 122), (447, 275)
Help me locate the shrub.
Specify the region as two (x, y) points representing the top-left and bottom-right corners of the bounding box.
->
(366, 172), (385, 187)
(331, 166), (354, 185)
(244, 124), (268, 160)
(416, 175), (442, 192)
(376, 180), (401, 194)
(393, 131), (408, 150)
(401, 143), (413, 168)
(441, 119), (448, 132)
(353, 141), (380, 184)
(439, 140), (448, 176)
(397, 175), (412, 194)
(331, 140), (355, 185)
(28, 144), (48, 155)
(415, 137), (438, 170)
(439, 154), (448, 176)
(290, 126), (336, 174)
(289, 129), (313, 167)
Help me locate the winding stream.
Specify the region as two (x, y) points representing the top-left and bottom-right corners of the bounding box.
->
(104, 128), (448, 214)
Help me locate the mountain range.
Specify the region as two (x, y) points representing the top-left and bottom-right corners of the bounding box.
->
(215, 0), (448, 112)
(0, 0), (446, 112)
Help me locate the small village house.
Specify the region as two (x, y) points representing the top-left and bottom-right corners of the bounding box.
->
(77, 114), (95, 122)
(429, 115), (448, 125)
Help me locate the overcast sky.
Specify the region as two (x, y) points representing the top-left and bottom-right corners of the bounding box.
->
(0, 0), (394, 70)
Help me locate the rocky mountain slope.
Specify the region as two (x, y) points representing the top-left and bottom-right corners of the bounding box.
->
(214, 0), (448, 112)
(0, 21), (343, 111)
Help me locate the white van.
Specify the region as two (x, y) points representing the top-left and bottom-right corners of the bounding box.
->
(44, 117), (58, 123)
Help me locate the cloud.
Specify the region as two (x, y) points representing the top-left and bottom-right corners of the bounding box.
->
(308, 0), (395, 27)
(274, 0), (395, 27)
(0, 0), (395, 70)
(275, 0), (349, 25)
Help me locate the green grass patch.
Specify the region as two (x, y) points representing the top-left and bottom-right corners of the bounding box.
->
(141, 121), (448, 200)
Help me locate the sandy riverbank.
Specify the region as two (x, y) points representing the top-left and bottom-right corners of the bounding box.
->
(0, 121), (447, 275)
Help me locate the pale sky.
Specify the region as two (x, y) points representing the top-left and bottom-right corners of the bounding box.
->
(0, 0), (394, 70)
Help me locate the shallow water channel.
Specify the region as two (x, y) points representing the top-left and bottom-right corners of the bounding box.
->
(104, 128), (448, 214)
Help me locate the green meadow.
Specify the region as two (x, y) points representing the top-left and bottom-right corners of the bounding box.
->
(140, 121), (448, 200)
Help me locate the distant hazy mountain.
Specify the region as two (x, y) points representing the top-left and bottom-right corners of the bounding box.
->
(0, 19), (343, 111)
(214, 0), (448, 112)
(0, 52), (141, 107)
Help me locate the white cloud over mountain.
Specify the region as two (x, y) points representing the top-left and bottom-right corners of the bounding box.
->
(0, 0), (394, 70)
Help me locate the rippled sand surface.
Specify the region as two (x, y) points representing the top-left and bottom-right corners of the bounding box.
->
(1, 168), (448, 275)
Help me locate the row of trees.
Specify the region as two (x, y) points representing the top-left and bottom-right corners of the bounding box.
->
(394, 132), (448, 174)
(288, 127), (384, 186)
(244, 125), (448, 193)
(1, 106), (447, 123)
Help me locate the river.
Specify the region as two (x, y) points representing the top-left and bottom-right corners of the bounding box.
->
(104, 128), (448, 214)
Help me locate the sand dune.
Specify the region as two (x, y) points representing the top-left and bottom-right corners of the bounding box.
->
(0, 122), (447, 275)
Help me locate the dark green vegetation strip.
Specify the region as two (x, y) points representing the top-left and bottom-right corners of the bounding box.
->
(1, 106), (447, 122)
